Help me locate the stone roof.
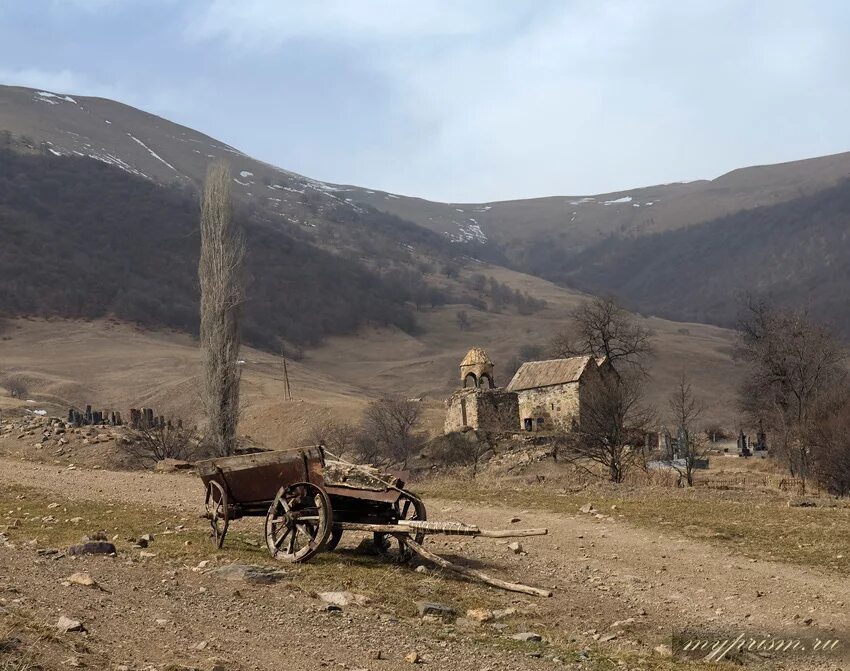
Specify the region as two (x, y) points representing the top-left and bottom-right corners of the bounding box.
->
(460, 346), (492, 367)
(506, 356), (593, 392)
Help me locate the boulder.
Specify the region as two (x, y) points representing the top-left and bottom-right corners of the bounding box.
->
(67, 541), (116, 556)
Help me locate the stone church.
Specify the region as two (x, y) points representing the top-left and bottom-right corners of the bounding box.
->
(506, 355), (607, 432)
(443, 347), (609, 434)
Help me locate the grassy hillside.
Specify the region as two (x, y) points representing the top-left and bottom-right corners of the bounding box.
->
(558, 177), (850, 332)
(0, 148), (438, 348)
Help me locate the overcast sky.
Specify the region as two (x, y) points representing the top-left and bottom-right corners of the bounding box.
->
(2, 1), (850, 201)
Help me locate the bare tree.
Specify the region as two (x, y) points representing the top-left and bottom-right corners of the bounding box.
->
(358, 397), (423, 467)
(308, 416), (357, 458)
(198, 162), (245, 457)
(809, 389), (850, 497)
(550, 296), (653, 375)
(568, 373), (655, 483)
(737, 297), (846, 486)
(455, 310), (470, 331)
(668, 372), (709, 486)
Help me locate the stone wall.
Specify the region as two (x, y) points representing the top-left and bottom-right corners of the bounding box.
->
(515, 382), (581, 432)
(444, 388), (520, 433)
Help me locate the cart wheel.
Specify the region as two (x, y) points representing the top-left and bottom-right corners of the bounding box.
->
(205, 481), (229, 549)
(266, 482), (333, 562)
(374, 491), (427, 563)
(324, 525), (344, 551)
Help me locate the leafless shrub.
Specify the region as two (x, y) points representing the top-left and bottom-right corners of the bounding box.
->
(198, 162), (245, 457)
(549, 295), (654, 376)
(430, 432), (494, 477)
(127, 424), (191, 466)
(354, 397), (423, 467)
(1, 375), (27, 399)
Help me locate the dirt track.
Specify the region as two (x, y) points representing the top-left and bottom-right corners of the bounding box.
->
(2, 458), (848, 670)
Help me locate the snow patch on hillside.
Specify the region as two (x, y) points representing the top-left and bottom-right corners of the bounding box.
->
(127, 133), (177, 172)
(602, 196), (632, 205)
(34, 91), (77, 105)
(445, 220), (488, 244)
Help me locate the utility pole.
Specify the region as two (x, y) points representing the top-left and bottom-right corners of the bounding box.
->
(281, 342), (292, 402)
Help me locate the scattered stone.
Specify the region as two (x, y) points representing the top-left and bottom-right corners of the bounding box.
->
(67, 541), (116, 556)
(154, 459), (192, 473)
(211, 564), (287, 584)
(492, 607), (516, 620)
(140, 533), (154, 543)
(67, 572), (97, 588)
(466, 608), (494, 623)
(405, 651), (421, 664)
(68, 517), (83, 524)
(414, 565), (428, 574)
(508, 542), (523, 554)
(56, 616), (84, 633)
(417, 601), (455, 618)
(599, 632), (618, 642)
(511, 632), (542, 642)
(318, 591), (370, 607)
(139, 551), (156, 559)
(612, 617), (635, 628)
(579, 503), (595, 514)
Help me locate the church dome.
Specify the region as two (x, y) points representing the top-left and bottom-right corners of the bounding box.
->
(459, 346), (494, 389)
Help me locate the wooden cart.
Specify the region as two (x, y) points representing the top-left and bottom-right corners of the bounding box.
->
(197, 446), (552, 596)
(196, 446), (426, 563)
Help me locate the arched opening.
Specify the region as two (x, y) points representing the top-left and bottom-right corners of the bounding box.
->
(463, 372), (478, 389)
(480, 373), (494, 389)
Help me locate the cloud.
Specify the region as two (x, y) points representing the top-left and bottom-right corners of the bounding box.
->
(188, 0), (520, 48)
(0, 67), (129, 99)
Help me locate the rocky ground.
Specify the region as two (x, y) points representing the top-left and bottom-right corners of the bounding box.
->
(2, 453), (849, 671)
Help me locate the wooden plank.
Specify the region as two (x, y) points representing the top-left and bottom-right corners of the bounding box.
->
(406, 539), (553, 598)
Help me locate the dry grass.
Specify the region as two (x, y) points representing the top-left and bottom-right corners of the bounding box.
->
(421, 468), (850, 574)
(0, 609), (94, 671)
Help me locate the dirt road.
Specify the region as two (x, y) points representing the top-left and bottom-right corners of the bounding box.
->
(2, 458), (847, 670)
